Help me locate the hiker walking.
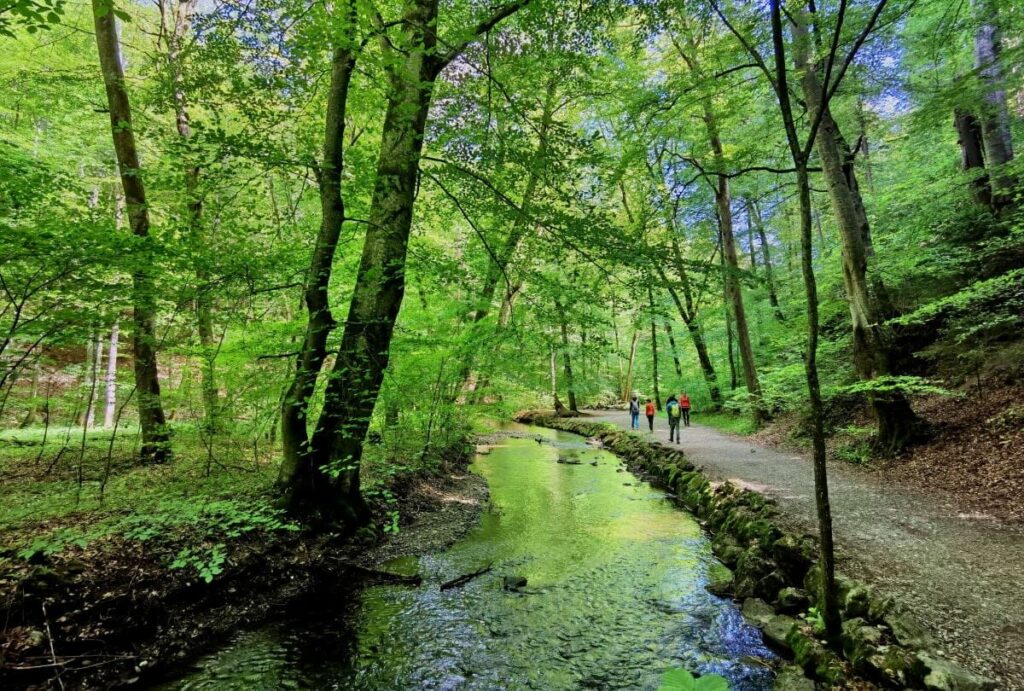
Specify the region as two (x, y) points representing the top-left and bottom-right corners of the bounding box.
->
(666, 394), (681, 443)
(679, 391), (691, 427)
(645, 398), (656, 432)
(629, 395), (640, 429)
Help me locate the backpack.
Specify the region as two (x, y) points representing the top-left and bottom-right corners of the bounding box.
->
(667, 401), (681, 419)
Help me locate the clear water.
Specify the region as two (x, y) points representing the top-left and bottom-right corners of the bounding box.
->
(163, 426), (774, 690)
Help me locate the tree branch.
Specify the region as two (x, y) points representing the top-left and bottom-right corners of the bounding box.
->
(436, 0), (530, 67)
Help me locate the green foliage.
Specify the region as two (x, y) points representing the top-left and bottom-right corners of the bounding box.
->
(831, 376), (954, 400)
(658, 668), (730, 691)
(171, 543), (227, 583)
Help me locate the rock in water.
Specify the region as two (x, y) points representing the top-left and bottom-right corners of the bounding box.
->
(706, 563), (735, 597)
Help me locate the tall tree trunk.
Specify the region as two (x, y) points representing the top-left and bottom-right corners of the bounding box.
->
(797, 32), (918, 453)
(705, 112), (764, 422)
(91, 0), (170, 462)
(665, 323), (683, 379)
(613, 299), (626, 399)
(954, 109), (993, 207)
(675, 41), (763, 421)
(163, 0), (219, 431)
(19, 360), (40, 428)
(277, 9), (358, 507)
(103, 323), (119, 427)
(659, 239), (723, 408)
(555, 300), (578, 413)
(972, 0), (1015, 204)
(770, 2), (847, 639)
(84, 334), (102, 428)
(748, 198), (785, 321)
(745, 203), (758, 272)
(661, 280), (722, 409)
(647, 285), (662, 408)
(287, 0), (527, 524)
(623, 327), (639, 400)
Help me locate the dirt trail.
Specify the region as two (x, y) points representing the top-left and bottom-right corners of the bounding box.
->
(585, 410), (1024, 688)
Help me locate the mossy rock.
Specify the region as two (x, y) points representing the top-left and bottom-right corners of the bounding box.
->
(763, 614), (798, 655)
(735, 547), (781, 600)
(711, 533), (744, 567)
(883, 608), (935, 650)
(741, 597), (776, 627)
(843, 583), (873, 619)
(867, 647), (926, 687)
(786, 626), (846, 685)
(918, 653), (996, 691)
(706, 562), (735, 597)
(776, 587), (810, 614)
(772, 664), (815, 691)
(772, 534), (817, 586)
(840, 617), (883, 672)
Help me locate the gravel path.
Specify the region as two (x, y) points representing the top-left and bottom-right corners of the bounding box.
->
(584, 410), (1024, 688)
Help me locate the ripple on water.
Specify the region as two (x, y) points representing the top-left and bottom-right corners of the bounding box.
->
(164, 425), (775, 690)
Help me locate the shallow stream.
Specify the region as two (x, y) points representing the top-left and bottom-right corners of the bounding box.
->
(164, 425), (775, 690)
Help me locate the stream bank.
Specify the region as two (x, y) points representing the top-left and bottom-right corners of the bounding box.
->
(0, 445), (486, 690)
(518, 412), (997, 691)
(162, 424), (777, 690)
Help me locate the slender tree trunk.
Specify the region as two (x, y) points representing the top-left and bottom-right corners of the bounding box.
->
(662, 281), (722, 409)
(163, 0), (219, 431)
(796, 163), (841, 642)
(19, 360), (40, 428)
(613, 298), (625, 399)
(797, 33), (918, 453)
(84, 334), (102, 428)
(660, 244), (723, 408)
(92, 0), (170, 463)
(675, 41), (763, 421)
(745, 202), (758, 272)
(277, 12), (358, 509)
(748, 198), (785, 321)
(972, 0), (1015, 204)
(554, 297), (578, 413)
(648, 285), (662, 408)
(665, 323), (683, 379)
(103, 323), (119, 427)
(768, 1), (842, 638)
(623, 327), (639, 400)
(707, 115), (765, 422)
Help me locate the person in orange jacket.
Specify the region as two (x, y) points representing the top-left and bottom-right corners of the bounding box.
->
(644, 398), (656, 432)
(679, 391), (691, 427)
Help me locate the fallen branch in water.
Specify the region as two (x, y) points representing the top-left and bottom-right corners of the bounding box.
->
(440, 563), (493, 591)
(332, 561), (423, 586)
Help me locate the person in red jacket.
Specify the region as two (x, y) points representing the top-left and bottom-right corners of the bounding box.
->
(679, 392), (691, 427)
(644, 399), (656, 432)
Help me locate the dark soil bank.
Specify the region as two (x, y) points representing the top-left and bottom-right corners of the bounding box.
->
(0, 469), (487, 690)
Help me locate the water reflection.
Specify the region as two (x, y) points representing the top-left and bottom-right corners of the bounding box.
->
(165, 426), (774, 690)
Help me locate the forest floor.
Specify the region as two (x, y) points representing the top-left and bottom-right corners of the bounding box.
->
(0, 436), (487, 690)
(584, 409), (1024, 689)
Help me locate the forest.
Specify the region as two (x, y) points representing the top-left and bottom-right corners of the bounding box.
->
(1, 0), (1022, 688)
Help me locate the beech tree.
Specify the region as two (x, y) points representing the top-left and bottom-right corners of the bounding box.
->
(91, 0), (171, 463)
